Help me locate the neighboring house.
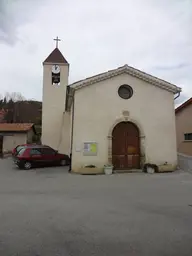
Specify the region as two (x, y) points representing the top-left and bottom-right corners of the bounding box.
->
(175, 98), (192, 156)
(41, 45), (181, 173)
(0, 123), (36, 154)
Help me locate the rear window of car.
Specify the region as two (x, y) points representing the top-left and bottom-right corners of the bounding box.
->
(16, 146), (25, 152)
(17, 148), (26, 156)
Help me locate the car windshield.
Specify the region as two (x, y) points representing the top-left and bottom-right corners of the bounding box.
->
(17, 148), (26, 156)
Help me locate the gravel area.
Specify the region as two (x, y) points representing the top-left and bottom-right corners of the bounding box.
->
(0, 159), (192, 255)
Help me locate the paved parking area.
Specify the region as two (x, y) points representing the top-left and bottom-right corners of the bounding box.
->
(0, 158), (192, 255)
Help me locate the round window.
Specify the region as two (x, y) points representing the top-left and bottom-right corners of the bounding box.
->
(118, 85), (133, 99)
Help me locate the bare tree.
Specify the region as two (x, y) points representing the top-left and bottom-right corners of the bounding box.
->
(3, 92), (26, 123)
(2, 92), (42, 125)
(5, 92), (25, 102)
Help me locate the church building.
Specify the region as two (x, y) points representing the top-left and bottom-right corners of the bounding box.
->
(42, 40), (181, 174)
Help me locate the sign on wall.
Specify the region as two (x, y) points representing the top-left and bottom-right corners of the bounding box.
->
(83, 142), (97, 156)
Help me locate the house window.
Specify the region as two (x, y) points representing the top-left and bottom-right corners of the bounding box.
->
(184, 133), (192, 141)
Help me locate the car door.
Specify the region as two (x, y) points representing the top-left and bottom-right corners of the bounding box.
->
(30, 148), (43, 167)
(41, 148), (57, 166)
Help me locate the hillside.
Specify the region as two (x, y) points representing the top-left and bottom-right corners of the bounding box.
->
(0, 99), (42, 134)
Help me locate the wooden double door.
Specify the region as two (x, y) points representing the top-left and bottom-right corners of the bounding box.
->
(112, 122), (140, 170)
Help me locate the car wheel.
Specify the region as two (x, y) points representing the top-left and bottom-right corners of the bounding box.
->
(60, 159), (66, 166)
(24, 161), (32, 170)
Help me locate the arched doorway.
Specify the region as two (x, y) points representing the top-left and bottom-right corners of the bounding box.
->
(112, 122), (140, 170)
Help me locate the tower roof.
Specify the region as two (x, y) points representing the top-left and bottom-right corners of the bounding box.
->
(43, 48), (68, 64)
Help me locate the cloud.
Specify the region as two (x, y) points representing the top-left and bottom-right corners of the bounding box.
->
(0, 0), (47, 45)
(153, 63), (191, 71)
(0, 0), (191, 103)
(174, 93), (189, 108)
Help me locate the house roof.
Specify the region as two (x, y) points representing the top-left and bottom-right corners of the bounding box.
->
(175, 97), (192, 114)
(0, 123), (35, 132)
(69, 64), (181, 94)
(43, 48), (68, 64)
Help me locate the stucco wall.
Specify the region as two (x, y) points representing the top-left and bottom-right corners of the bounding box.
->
(175, 104), (192, 156)
(58, 111), (72, 155)
(41, 63), (71, 153)
(72, 73), (177, 171)
(26, 129), (35, 143)
(3, 133), (27, 153)
(178, 153), (192, 172)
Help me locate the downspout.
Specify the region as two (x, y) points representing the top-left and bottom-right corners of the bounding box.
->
(174, 91), (180, 100)
(69, 91), (75, 172)
(57, 111), (65, 151)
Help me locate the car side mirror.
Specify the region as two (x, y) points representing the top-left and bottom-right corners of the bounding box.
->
(55, 150), (58, 154)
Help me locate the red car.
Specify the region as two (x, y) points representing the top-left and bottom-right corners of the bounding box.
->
(12, 144), (37, 156)
(13, 145), (70, 170)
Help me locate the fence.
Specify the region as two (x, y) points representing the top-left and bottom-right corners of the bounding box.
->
(178, 153), (192, 173)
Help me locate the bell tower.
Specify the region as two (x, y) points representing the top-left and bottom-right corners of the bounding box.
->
(41, 37), (69, 150)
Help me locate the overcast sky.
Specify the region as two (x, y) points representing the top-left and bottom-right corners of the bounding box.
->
(0, 0), (191, 106)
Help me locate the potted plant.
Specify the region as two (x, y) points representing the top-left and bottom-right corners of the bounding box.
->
(143, 163), (158, 174)
(78, 164), (104, 174)
(83, 164), (97, 174)
(104, 164), (113, 175)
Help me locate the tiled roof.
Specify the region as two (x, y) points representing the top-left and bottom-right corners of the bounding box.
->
(0, 123), (34, 132)
(43, 48), (68, 64)
(175, 97), (192, 114)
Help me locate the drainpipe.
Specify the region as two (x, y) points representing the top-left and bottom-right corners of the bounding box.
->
(69, 91), (75, 172)
(174, 92), (180, 100)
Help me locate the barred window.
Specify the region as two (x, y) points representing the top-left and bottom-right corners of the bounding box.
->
(184, 133), (192, 141)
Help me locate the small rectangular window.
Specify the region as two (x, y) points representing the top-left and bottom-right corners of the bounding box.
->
(184, 133), (192, 141)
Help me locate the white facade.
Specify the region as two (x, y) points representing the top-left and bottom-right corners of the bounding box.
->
(3, 133), (27, 153)
(41, 61), (71, 155)
(2, 129), (35, 153)
(71, 73), (178, 172)
(42, 49), (181, 173)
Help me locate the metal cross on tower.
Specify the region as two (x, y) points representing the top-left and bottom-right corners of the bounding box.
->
(54, 36), (61, 48)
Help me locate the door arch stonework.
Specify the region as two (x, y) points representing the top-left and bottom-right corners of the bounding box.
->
(108, 117), (145, 168)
